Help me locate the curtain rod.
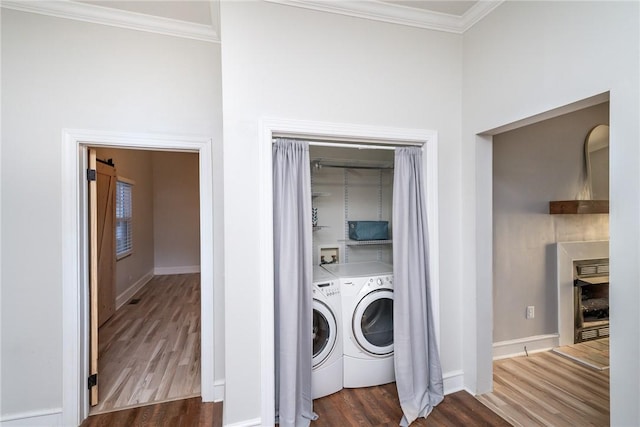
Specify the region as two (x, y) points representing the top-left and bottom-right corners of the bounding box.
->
(312, 160), (393, 170)
(309, 141), (396, 151)
(272, 136), (422, 150)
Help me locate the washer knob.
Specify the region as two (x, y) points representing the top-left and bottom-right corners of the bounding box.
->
(377, 278), (383, 286)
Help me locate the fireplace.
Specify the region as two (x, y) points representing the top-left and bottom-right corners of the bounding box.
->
(573, 259), (609, 343)
(557, 241), (609, 346)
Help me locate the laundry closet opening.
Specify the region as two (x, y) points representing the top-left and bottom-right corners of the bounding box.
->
(308, 142), (397, 401)
(262, 121), (440, 424)
(272, 132), (443, 404)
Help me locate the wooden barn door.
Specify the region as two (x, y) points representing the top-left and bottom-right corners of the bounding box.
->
(88, 148), (117, 406)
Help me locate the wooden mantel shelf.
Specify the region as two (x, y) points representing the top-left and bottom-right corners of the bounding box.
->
(549, 200), (609, 214)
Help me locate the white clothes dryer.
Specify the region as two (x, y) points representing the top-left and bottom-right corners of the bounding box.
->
(311, 266), (343, 399)
(321, 262), (394, 388)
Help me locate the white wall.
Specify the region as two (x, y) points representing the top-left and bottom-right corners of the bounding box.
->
(220, 2), (463, 424)
(0, 9), (224, 420)
(95, 148), (155, 297)
(152, 151), (200, 272)
(493, 102), (610, 343)
(462, 1), (639, 424)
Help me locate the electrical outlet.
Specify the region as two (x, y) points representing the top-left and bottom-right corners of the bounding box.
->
(526, 306), (535, 319)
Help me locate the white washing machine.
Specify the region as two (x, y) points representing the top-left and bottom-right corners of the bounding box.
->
(321, 261), (394, 388)
(311, 266), (343, 399)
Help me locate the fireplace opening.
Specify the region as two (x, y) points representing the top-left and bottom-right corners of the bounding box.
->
(574, 259), (609, 343)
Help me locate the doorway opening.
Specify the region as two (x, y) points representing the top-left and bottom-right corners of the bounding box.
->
(474, 93), (611, 425)
(61, 130), (215, 426)
(86, 148), (202, 414)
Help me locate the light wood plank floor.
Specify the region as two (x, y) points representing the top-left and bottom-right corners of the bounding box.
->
(477, 350), (609, 427)
(90, 274), (201, 415)
(552, 338), (609, 370)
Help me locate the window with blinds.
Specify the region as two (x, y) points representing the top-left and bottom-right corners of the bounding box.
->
(115, 179), (133, 259)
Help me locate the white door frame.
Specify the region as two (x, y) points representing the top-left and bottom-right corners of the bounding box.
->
(61, 129), (215, 426)
(258, 118), (440, 425)
(470, 91), (611, 394)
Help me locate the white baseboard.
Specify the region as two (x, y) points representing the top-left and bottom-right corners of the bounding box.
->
(0, 409), (62, 426)
(493, 333), (559, 360)
(443, 369), (464, 395)
(154, 265), (201, 275)
(224, 417), (261, 427)
(115, 270), (154, 310)
(214, 379), (225, 402)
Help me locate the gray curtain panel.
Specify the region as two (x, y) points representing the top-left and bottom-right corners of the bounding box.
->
(393, 147), (444, 426)
(273, 139), (318, 427)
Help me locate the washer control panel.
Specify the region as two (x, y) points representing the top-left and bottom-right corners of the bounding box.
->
(367, 275), (393, 288)
(314, 280), (340, 297)
(340, 275), (393, 297)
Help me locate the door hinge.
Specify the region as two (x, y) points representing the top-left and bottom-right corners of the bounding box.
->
(88, 373), (98, 389)
(87, 169), (97, 181)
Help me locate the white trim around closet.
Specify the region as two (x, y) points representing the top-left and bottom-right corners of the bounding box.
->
(258, 117), (440, 426)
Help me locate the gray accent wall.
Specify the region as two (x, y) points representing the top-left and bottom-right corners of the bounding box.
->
(493, 102), (610, 343)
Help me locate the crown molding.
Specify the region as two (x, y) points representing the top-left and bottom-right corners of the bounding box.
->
(265, 0), (503, 34)
(0, 0), (220, 43)
(459, 1), (503, 32)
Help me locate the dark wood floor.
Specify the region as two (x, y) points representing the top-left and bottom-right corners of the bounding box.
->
(312, 383), (510, 426)
(82, 383), (509, 426)
(80, 397), (222, 427)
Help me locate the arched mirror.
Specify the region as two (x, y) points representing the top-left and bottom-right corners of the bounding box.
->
(585, 124), (609, 200)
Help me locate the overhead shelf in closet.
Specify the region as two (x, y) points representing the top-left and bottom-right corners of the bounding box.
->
(340, 239), (392, 246)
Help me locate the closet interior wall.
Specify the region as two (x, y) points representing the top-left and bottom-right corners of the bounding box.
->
(309, 145), (394, 266)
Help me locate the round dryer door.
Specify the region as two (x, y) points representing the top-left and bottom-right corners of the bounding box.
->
(352, 289), (394, 356)
(312, 299), (337, 368)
